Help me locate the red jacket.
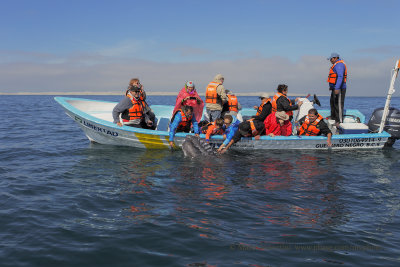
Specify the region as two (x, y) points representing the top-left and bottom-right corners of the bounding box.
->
(264, 112), (292, 136)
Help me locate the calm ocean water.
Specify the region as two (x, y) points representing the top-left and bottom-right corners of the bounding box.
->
(1, 95), (400, 267)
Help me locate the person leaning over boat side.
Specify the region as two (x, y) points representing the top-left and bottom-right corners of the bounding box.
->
(205, 74), (228, 122)
(327, 52), (347, 126)
(298, 108), (332, 147)
(222, 90), (241, 117)
(201, 118), (225, 142)
(112, 85), (153, 128)
(125, 78), (156, 129)
(252, 92), (272, 122)
(169, 105), (200, 148)
(271, 84), (302, 121)
(218, 119), (265, 154)
(217, 115), (240, 153)
(172, 81), (204, 123)
(264, 111), (292, 137)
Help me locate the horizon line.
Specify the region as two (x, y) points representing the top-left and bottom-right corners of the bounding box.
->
(0, 91), (387, 97)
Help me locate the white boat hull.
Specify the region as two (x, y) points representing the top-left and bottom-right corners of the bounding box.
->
(55, 97), (391, 150)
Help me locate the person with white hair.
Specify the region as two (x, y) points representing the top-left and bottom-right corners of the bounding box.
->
(205, 74), (228, 122)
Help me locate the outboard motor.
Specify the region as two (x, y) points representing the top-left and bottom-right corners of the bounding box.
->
(368, 107), (400, 146)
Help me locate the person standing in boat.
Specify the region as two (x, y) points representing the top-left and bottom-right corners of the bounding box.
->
(172, 81), (204, 123)
(252, 92), (272, 122)
(205, 74), (228, 122)
(222, 90), (241, 118)
(327, 52), (347, 126)
(218, 119), (265, 154)
(169, 105), (200, 148)
(112, 85), (154, 128)
(125, 78), (156, 128)
(297, 108), (332, 147)
(264, 111), (292, 137)
(271, 84), (302, 121)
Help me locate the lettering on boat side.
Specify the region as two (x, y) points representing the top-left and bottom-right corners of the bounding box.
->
(75, 116), (118, 137)
(315, 137), (383, 148)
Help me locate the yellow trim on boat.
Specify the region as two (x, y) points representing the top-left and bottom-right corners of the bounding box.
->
(134, 132), (169, 149)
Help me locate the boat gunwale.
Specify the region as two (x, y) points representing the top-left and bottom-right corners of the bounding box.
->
(54, 96), (391, 142)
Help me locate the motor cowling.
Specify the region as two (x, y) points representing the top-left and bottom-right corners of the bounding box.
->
(368, 107), (400, 139)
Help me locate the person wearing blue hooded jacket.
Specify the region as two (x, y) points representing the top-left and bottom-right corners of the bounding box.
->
(169, 105), (200, 148)
(217, 115), (240, 153)
(327, 52), (347, 125)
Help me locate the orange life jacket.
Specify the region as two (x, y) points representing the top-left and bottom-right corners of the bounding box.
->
(298, 114), (324, 136)
(271, 92), (293, 117)
(226, 94), (239, 112)
(173, 109), (193, 132)
(248, 119), (260, 136)
(205, 81), (220, 104)
(327, 59), (347, 84)
(125, 93), (144, 121)
(256, 99), (271, 116)
(202, 121), (224, 140)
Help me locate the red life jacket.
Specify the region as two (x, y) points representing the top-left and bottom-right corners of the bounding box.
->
(271, 92), (293, 117)
(227, 94), (238, 112)
(205, 81), (220, 104)
(256, 99), (271, 116)
(298, 114), (324, 136)
(327, 59), (347, 84)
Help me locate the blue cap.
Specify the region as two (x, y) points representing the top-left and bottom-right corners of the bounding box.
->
(327, 52), (340, 60)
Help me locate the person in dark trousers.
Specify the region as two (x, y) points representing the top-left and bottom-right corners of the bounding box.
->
(327, 52), (347, 126)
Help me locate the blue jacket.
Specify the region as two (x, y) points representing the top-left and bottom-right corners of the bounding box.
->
(330, 60), (347, 90)
(169, 112), (199, 141)
(222, 117), (240, 146)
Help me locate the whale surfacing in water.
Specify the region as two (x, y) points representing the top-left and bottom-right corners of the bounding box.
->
(182, 135), (217, 157)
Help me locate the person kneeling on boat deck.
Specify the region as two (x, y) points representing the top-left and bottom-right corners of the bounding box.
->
(112, 85), (153, 128)
(271, 84), (302, 121)
(218, 119), (265, 154)
(264, 111), (292, 137)
(201, 118), (225, 142)
(252, 93), (272, 122)
(217, 115), (240, 153)
(298, 108), (332, 147)
(169, 105), (200, 148)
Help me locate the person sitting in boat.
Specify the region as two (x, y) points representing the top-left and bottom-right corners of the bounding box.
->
(217, 115), (240, 153)
(271, 84), (303, 121)
(222, 90), (242, 118)
(298, 108), (332, 147)
(252, 92), (272, 122)
(201, 118), (225, 142)
(264, 111), (293, 137)
(169, 105), (200, 148)
(172, 81), (204, 123)
(218, 119), (265, 154)
(125, 78), (156, 129)
(112, 85), (154, 128)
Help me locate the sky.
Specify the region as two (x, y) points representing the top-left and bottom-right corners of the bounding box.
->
(0, 0), (399, 96)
